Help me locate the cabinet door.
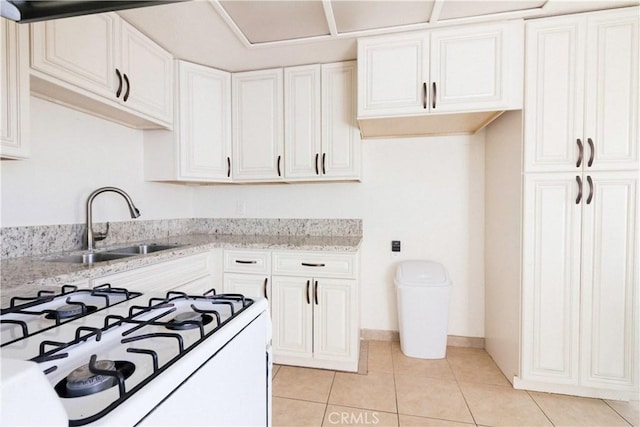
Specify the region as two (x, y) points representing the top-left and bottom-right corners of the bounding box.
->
(120, 20), (173, 126)
(224, 273), (270, 302)
(321, 61), (361, 180)
(313, 278), (357, 362)
(1, 20), (29, 159)
(232, 69), (284, 181)
(583, 9), (639, 171)
(284, 65), (321, 179)
(357, 31), (429, 117)
(30, 14), (119, 100)
(88, 252), (215, 294)
(430, 22), (518, 112)
(177, 62), (231, 181)
(521, 173), (582, 384)
(580, 171), (638, 390)
(524, 16), (586, 173)
(271, 276), (313, 359)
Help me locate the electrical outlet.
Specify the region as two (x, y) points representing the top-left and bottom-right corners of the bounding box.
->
(391, 240), (401, 252)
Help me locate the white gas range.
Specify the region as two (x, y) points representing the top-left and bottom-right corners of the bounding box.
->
(0, 283), (272, 426)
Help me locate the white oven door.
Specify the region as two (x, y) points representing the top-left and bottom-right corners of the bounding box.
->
(137, 312), (270, 427)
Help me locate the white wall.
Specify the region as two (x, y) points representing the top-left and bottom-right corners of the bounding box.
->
(0, 97), (194, 226)
(1, 97), (486, 337)
(195, 133), (486, 337)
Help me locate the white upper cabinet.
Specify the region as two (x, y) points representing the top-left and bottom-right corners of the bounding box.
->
(232, 68), (284, 181)
(583, 9), (639, 172)
(357, 20), (523, 121)
(31, 13), (119, 99)
(284, 61), (360, 181)
(144, 61), (231, 182)
(321, 61), (360, 180)
(1, 20), (29, 159)
(30, 12), (173, 129)
(284, 64), (322, 179)
(524, 7), (639, 172)
(358, 31), (429, 117)
(119, 20), (173, 126)
(176, 63), (231, 181)
(430, 22), (522, 112)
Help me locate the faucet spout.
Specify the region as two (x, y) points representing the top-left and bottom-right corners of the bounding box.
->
(85, 187), (141, 251)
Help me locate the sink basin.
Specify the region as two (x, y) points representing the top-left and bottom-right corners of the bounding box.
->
(105, 243), (184, 255)
(48, 252), (135, 265)
(46, 243), (183, 265)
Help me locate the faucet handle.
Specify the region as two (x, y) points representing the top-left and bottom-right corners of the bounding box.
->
(94, 221), (110, 242)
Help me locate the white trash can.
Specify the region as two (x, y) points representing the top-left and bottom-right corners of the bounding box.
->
(395, 260), (452, 359)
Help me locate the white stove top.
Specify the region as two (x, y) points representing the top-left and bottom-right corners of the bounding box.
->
(1, 289), (270, 426)
(1, 284), (142, 346)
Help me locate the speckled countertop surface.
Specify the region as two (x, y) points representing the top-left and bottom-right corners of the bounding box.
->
(0, 233), (362, 307)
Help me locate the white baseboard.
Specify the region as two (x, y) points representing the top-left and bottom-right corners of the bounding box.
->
(360, 329), (485, 349)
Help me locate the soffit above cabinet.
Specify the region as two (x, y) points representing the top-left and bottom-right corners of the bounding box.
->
(118, 0), (638, 72)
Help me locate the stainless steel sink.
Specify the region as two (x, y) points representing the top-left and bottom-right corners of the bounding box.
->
(47, 243), (183, 265)
(48, 252), (135, 265)
(105, 243), (184, 255)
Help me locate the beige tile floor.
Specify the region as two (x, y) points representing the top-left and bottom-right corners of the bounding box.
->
(272, 341), (639, 427)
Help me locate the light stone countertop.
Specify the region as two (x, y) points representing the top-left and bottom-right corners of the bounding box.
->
(0, 233), (362, 308)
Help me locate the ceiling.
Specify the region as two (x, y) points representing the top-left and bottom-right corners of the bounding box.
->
(118, 0), (638, 72)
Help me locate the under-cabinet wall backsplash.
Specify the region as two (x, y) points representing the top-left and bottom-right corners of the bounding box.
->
(0, 218), (362, 259)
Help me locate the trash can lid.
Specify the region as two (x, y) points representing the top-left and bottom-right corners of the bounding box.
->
(395, 260), (450, 287)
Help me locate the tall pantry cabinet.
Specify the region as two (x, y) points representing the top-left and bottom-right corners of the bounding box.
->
(486, 6), (639, 401)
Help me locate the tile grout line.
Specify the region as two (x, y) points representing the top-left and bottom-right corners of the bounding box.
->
(320, 370), (337, 426)
(445, 352), (479, 426)
(526, 390), (556, 427)
(602, 399), (634, 427)
(390, 341), (401, 427)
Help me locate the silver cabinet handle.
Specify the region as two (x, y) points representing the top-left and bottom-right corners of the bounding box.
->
(576, 175), (583, 204)
(587, 138), (594, 167)
(576, 138), (583, 168)
(586, 175), (593, 204)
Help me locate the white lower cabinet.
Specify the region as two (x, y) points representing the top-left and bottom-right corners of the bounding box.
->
(271, 251), (359, 372)
(222, 249), (271, 305)
(519, 171), (638, 397)
(88, 250), (222, 295)
(224, 274), (270, 301)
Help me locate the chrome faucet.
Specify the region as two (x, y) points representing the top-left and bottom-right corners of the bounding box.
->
(85, 187), (141, 251)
